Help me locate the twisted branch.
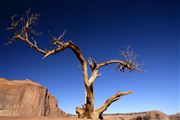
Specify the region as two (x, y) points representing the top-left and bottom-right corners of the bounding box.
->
(8, 10), (89, 86)
(89, 59), (142, 85)
(96, 91), (133, 115)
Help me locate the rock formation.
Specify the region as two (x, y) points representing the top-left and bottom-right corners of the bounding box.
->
(127, 110), (169, 120)
(169, 113), (180, 120)
(104, 110), (177, 120)
(0, 78), (66, 117)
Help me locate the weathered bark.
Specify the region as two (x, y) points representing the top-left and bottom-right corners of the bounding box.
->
(77, 90), (133, 120)
(76, 84), (94, 119)
(95, 91), (133, 119)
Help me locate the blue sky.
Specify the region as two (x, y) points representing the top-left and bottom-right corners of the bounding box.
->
(0, 0), (179, 114)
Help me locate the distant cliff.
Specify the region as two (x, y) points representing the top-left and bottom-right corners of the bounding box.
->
(0, 78), (66, 117)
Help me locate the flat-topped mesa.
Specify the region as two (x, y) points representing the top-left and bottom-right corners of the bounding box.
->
(0, 78), (66, 117)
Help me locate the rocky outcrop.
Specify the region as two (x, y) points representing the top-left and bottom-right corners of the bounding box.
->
(104, 110), (177, 120)
(127, 110), (169, 120)
(169, 113), (180, 120)
(0, 78), (66, 117)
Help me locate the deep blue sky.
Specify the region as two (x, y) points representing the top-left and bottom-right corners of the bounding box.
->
(0, 0), (179, 114)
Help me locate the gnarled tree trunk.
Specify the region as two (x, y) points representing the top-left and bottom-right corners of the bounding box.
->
(76, 84), (94, 119)
(76, 83), (133, 120)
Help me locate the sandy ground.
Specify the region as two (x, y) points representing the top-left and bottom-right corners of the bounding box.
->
(0, 116), (90, 120)
(0, 116), (117, 120)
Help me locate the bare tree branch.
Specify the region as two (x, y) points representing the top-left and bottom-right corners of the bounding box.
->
(88, 57), (97, 70)
(119, 46), (140, 71)
(8, 10), (90, 88)
(48, 30), (66, 46)
(88, 59), (142, 85)
(43, 40), (90, 85)
(96, 91), (133, 115)
(88, 46), (142, 85)
(89, 69), (99, 84)
(7, 10), (46, 55)
(15, 35), (47, 55)
(97, 60), (141, 71)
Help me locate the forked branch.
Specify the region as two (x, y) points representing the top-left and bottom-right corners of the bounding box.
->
(97, 60), (141, 71)
(15, 34), (47, 55)
(7, 10), (46, 55)
(44, 40), (90, 85)
(89, 59), (142, 85)
(7, 10), (89, 86)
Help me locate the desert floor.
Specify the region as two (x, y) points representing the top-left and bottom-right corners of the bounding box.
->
(0, 116), (117, 120)
(0, 117), (90, 120)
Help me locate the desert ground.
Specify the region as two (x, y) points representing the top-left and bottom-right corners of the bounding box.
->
(0, 116), (88, 120)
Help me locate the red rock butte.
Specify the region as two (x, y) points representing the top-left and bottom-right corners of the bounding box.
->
(0, 78), (66, 117)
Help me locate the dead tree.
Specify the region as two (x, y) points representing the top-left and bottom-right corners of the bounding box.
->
(7, 10), (142, 120)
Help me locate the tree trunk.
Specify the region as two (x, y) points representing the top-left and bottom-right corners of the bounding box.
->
(76, 83), (95, 119)
(76, 88), (133, 120)
(76, 84), (103, 120)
